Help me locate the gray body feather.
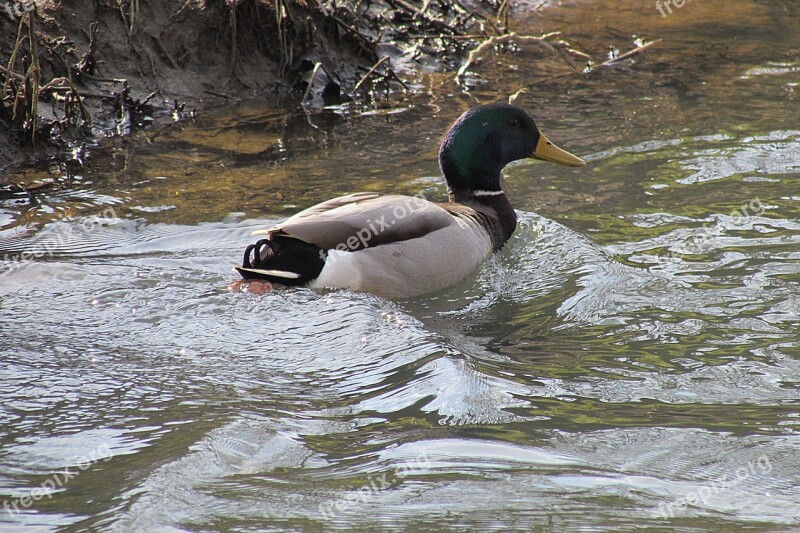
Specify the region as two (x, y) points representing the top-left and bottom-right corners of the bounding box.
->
(252, 193), (495, 298)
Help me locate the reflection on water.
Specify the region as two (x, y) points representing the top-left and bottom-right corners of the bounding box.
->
(2, 0), (800, 530)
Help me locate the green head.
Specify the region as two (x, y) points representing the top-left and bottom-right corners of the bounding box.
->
(438, 103), (585, 194)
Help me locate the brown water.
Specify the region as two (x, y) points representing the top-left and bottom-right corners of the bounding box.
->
(2, 0), (800, 530)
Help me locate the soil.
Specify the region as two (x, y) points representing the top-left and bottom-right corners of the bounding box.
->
(0, 0), (496, 172)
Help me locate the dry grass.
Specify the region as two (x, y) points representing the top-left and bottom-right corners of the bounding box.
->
(0, 13), (92, 147)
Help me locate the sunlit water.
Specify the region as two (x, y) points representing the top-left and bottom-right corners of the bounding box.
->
(2, 1), (800, 530)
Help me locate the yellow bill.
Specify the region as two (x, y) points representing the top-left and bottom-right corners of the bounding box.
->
(530, 133), (586, 167)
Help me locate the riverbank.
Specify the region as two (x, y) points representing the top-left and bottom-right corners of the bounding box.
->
(0, 0), (517, 171)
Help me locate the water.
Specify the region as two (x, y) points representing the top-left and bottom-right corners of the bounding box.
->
(2, 0), (800, 530)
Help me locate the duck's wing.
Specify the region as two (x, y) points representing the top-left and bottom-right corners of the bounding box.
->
(253, 193), (458, 250)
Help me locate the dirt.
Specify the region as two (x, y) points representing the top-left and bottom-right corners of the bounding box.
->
(0, 0), (504, 173)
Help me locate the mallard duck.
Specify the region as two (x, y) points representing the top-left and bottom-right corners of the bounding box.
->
(235, 103), (585, 298)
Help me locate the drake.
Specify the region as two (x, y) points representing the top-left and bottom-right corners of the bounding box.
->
(235, 103), (585, 298)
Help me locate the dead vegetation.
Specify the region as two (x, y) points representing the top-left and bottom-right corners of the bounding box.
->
(0, 13), (91, 148)
(0, 0), (658, 170)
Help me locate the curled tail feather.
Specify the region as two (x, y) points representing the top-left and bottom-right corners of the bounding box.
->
(235, 237), (326, 286)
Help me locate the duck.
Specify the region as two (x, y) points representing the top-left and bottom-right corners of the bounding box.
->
(234, 102), (585, 298)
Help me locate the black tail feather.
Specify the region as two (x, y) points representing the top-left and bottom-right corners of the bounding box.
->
(237, 237), (326, 286)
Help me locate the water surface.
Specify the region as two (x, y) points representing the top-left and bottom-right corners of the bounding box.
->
(2, 0), (800, 530)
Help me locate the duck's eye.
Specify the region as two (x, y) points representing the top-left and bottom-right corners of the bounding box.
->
(508, 117), (521, 128)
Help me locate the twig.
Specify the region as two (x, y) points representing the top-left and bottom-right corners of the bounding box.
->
(330, 14), (379, 57)
(387, 0), (456, 35)
(77, 73), (127, 84)
(169, 0), (195, 21)
(76, 22), (98, 76)
(457, 32), (558, 80)
(27, 12), (41, 144)
(601, 39), (661, 66)
(3, 17), (26, 97)
(548, 39), (591, 70)
(0, 65), (24, 82)
(138, 90), (158, 107)
(496, 0), (509, 30)
(386, 69), (408, 91)
(353, 56), (389, 93)
(228, 0), (237, 84)
(411, 34), (486, 40)
(301, 62), (332, 104)
(415, 0), (431, 19)
(203, 90), (239, 100)
(276, 0), (296, 74)
(121, 0), (139, 35)
(451, 0), (501, 35)
(39, 77), (91, 123)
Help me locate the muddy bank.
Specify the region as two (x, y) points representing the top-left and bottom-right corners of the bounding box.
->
(0, 0), (509, 172)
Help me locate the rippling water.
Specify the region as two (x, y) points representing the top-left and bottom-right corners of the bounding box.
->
(2, 0), (800, 530)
